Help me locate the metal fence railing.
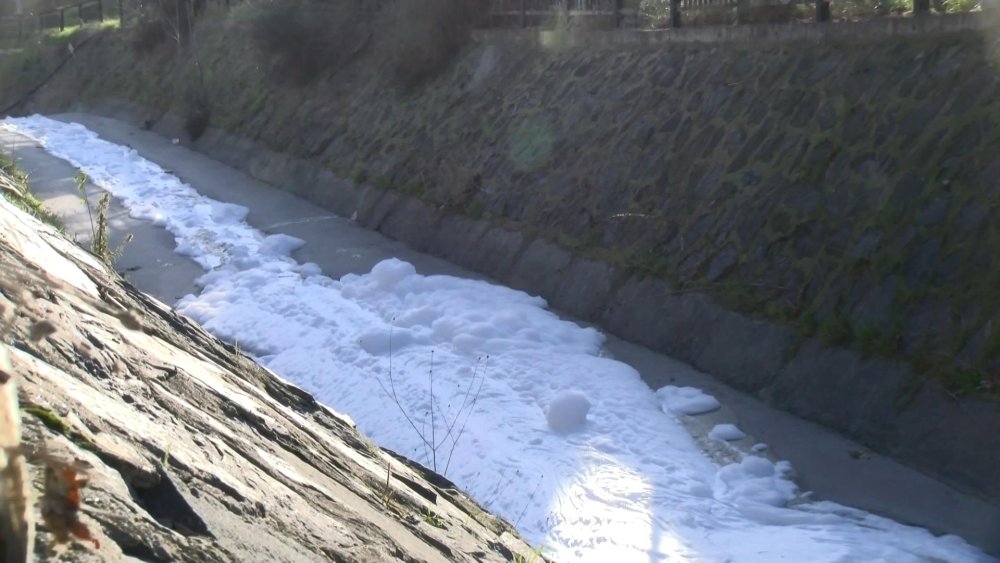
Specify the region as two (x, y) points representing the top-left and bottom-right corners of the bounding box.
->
(486, 0), (970, 28)
(0, 0), (983, 45)
(0, 0), (111, 45)
(37, 0), (105, 31)
(489, 0), (635, 27)
(0, 15), (26, 41)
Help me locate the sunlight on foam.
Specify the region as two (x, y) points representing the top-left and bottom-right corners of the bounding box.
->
(544, 463), (692, 562)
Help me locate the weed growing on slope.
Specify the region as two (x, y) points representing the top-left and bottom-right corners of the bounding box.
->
(376, 463), (407, 518)
(420, 507), (447, 529)
(74, 171), (132, 267)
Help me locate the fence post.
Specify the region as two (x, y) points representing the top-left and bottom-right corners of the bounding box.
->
(97, 0), (103, 21)
(816, 0), (830, 21)
(59, 8), (65, 30)
(613, 0), (622, 27)
(78, 3), (84, 23)
(119, 0), (124, 27)
(521, 0), (527, 27)
(670, 0), (681, 27)
(176, 0), (190, 47)
(736, 0), (750, 23)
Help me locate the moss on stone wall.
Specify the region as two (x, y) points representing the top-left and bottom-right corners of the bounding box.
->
(12, 10), (1000, 393)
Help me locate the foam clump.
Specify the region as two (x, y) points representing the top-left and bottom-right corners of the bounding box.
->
(656, 385), (721, 415)
(710, 423), (747, 441)
(547, 390), (591, 432)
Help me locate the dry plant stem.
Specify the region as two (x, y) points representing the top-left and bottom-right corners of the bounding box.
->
(430, 350), (436, 473)
(372, 324), (487, 474)
(443, 357), (488, 475)
(514, 476), (544, 529)
(373, 324), (435, 457)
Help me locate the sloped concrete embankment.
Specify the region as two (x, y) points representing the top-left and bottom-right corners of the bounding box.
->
(0, 196), (538, 561)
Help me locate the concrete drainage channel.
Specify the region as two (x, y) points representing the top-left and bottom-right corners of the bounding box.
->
(128, 102), (1000, 520)
(3, 116), (998, 555)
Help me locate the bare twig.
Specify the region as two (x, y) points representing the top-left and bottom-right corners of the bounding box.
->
(371, 324), (435, 456)
(372, 324), (487, 475)
(443, 356), (488, 475)
(429, 350), (436, 472)
(514, 475), (544, 528)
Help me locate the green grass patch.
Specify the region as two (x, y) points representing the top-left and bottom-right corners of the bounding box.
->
(22, 404), (99, 452)
(34, 11), (119, 44)
(943, 367), (990, 395)
(942, 0), (980, 12)
(34, 20), (111, 48)
(818, 314), (854, 347)
(856, 323), (898, 358)
(0, 21), (104, 108)
(798, 310), (819, 336)
(625, 249), (671, 278)
(0, 150), (62, 229)
(23, 405), (72, 433)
